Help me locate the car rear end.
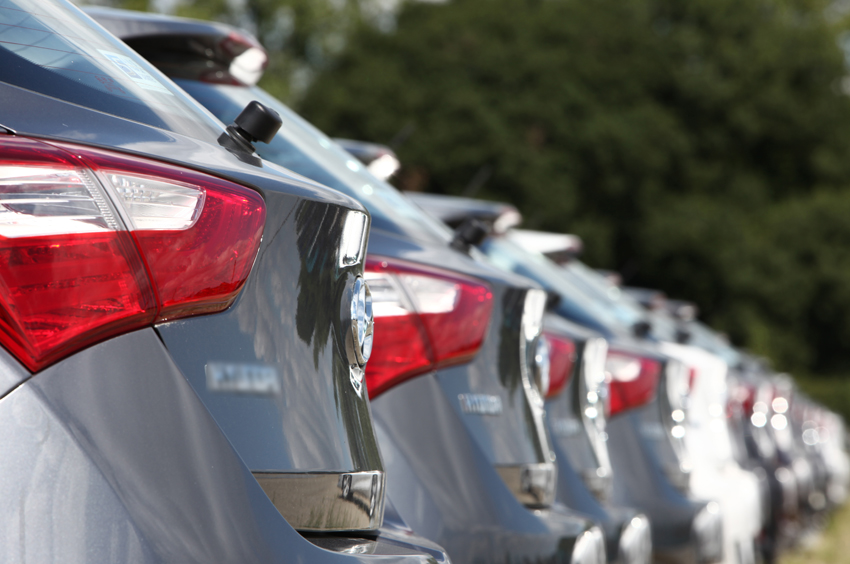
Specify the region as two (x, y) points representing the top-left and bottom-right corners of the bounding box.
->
(543, 314), (653, 564)
(407, 193), (719, 563)
(364, 244), (599, 564)
(481, 237), (722, 563)
(0, 2), (448, 562)
(88, 9), (605, 563)
(657, 342), (763, 564)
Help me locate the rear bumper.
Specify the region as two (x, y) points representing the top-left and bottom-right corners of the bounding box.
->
(606, 411), (718, 561)
(552, 438), (651, 564)
(0, 329), (442, 563)
(373, 373), (593, 564)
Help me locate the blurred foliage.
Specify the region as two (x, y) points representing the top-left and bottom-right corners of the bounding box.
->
(796, 374), (850, 424)
(299, 0), (850, 376)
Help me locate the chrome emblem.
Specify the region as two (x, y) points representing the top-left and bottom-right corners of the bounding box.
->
(347, 277), (374, 396)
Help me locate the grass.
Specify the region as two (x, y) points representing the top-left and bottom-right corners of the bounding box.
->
(780, 502), (850, 564)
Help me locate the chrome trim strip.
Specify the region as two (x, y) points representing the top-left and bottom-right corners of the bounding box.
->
(495, 462), (557, 507)
(253, 470), (385, 531)
(581, 467), (613, 503)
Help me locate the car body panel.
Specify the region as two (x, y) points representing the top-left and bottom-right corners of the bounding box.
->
(0, 329), (439, 563)
(155, 190), (382, 475)
(373, 374), (587, 564)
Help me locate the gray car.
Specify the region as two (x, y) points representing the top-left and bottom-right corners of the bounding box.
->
(0, 1), (451, 562)
(87, 8), (607, 564)
(406, 193), (724, 564)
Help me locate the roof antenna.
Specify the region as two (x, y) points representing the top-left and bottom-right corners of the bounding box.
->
(218, 101), (282, 164)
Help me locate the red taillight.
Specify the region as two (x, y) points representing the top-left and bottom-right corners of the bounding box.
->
(543, 331), (576, 399)
(214, 31), (268, 86)
(606, 351), (662, 416)
(0, 137), (265, 371)
(688, 367), (698, 391)
(364, 257), (493, 399)
(728, 383), (756, 418)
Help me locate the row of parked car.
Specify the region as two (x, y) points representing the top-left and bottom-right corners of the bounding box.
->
(0, 2), (846, 563)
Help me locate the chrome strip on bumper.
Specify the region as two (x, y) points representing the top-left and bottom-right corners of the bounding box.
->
(495, 462), (557, 507)
(253, 470), (385, 531)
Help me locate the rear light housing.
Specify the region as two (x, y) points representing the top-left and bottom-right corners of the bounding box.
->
(605, 351), (662, 417)
(219, 31), (268, 86)
(687, 366), (698, 391)
(364, 256), (493, 399)
(727, 381), (756, 419)
(543, 331), (577, 399)
(0, 137), (265, 371)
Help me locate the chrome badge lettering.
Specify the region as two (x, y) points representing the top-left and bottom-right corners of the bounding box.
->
(206, 362), (281, 395)
(458, 393), (503, 416)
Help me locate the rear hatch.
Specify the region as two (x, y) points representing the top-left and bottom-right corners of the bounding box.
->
(1, 1), (389, 534)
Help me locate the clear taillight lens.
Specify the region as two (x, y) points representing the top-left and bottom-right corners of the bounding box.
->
(0, 137), (265, 371)
(543, 331), (576, 399)
(606, 351), (662, 416)
(364, 257), (493, 399)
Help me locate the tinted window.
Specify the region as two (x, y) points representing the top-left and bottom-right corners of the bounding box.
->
(0, 0), (223, 140)
(563, 260), (647, 326)
(482, 236), (640, 334)
(175, 80), (453, 244)
(688, 322), (741, 365)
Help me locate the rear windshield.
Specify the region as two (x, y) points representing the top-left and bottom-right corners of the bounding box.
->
(563, 260), (648, 325)
(481, 236), (642, 333)
(688, 321), (741, 365)
(0, 0), (224, 140)
(175, 80), (453, 244)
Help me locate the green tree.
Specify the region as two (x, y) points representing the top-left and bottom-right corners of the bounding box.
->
(301, 0), (850, 373)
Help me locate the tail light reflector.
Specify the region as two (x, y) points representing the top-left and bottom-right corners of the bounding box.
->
(543, 331), (576, 399)
(364, 257), (493, 399)
(688, 366), (698, 391)
(0, 137), (265, 371)
(606, 351), (662, 416)
(728, 382), (756, 418)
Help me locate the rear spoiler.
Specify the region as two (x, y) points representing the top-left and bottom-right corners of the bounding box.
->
(404, 192), (521, 234)
(505, 229), (583, 264)
(334, 138), (400, 181)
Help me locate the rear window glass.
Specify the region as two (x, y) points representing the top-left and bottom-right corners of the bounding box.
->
(482, 236), (642, 333)
(0, 0), (224, 140)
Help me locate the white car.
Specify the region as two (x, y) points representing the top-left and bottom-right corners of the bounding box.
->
(659, 341), (763, 564)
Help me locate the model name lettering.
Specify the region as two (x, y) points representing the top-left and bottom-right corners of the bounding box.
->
(458, 393), (503, 415)
(206, 362), (281, 395)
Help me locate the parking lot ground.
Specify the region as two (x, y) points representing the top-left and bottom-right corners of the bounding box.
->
(781, 502), (850, 564)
